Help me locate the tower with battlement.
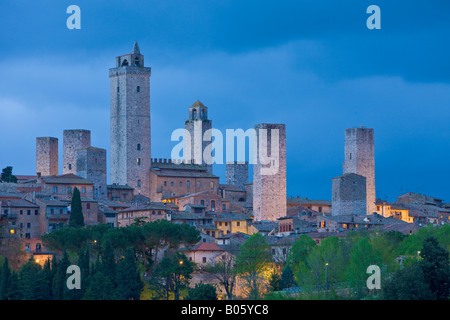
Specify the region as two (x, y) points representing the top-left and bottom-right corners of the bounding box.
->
(109, 42), (151, 197)
(184, 100), (213, 174)
(63, 129), (91, 174)
(36, 137), (59, 176)
(252, 123), (286, 221)
(342, 127), (376, 214)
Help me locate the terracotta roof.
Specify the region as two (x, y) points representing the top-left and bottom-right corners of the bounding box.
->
(193, 242), (223, 251)
(42, 174), (93, 185)
(1, 199), (39, 208)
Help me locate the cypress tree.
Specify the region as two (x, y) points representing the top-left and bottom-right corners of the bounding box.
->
(115, 247), (143, 300)
(18, 258), (42, 300)
(69, 187), (85, 228)
(52, 251), (70, 300)
(0, 257), (11, 300)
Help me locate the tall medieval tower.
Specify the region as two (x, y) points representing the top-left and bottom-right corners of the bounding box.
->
(342, 127), (376, 214)
(253, 123), (287, 221)
(36, 137), (59, 176)
(184, 100), (212, 174)
(63, 129), (91, 174)
(109, 42), (151, 197)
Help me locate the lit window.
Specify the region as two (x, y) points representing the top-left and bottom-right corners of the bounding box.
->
(137, 158), (141, 166)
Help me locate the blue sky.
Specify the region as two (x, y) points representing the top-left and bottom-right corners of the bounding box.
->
(1, 1), (450, 202)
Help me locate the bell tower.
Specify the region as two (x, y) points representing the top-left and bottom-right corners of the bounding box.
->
(109, 42), (151, 197)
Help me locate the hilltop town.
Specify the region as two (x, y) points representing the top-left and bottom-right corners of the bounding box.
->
(1, 43), (449, 299)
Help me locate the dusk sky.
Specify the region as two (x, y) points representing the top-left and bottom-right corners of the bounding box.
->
(1, 0), (450, 203)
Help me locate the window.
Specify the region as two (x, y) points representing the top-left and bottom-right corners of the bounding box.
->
(53, 187), (58, 193)
(86, 203), (91, 210)
(94, 158), (98, 164)
(164, 181), (167, 186)
(35, 210), (39, 215)
(137, 86), (140, 92)
(60, 209), (63, 214)
(25, 244), (30, 252)
(81, 187), (86, 194)
(202, 257), (207, 263)
(170, 181), (174, 187)
(222, 204), (226, 211)
(137, 180), (141, 187)
(20, 210), (23, 215)
(211, 200), (215, 211)
(200, 200), (205, 206)
(152, 211), (156, 215)
(36, 243), (41, 253)
(236, 221), (240, 227)
(179, 181), (182, 187)
(210, 181), (214, 190)
(318, 207), (322, 213)
(117, 86), (120, 93)
(50, 208), (54, 214)
(137, 158), (141, 166)
(67, 187), (72, 194)
(192, 109), (197, 119)
(186, 180), (190, 189)
(27, 210), (31, 215)
(27, 223), (31, 228)
(137, 143), (141, 151)
(25, 233), (30, 239)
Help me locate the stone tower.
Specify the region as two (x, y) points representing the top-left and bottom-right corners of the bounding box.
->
(36, 137), (58, 176)
(225, 161), (248, 190)
(110, 42), (151, 197)
(342, 127), (375, 214)
(253, 123), (286, 221)
(184, 100), (212, 174)
(331, 173), (367, 216)
(63, 129), (91, 174)
(76, 147), (107, 200)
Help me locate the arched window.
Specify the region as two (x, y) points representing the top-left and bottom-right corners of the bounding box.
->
(192, 109), (197, 119)
(121, 59), (129, 66)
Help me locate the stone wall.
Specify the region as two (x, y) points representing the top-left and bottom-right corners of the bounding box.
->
(331, 173), (367, 216)
(76, 147), (107, 199)
(225, 162), (248, 190)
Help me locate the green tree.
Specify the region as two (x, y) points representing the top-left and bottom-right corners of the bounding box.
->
(187, 282), (217, 300)
(83, 269), (117, 300)
(383, 262), (434, 300)
(235, 233), (272, 299)
(280, 264), (296, 289)
(0, 257), (11, 300)
(115, 247), (143, 300)
(52, 251), (71, 300)
(346, 237), (383, 298)
(69, 187), (85, 228)
(38, 258), (54, 300)
(156, 252), (194, 300)
(420, 236), (450, 300)
(18, 258), (42, 300)
(1, 166), (17, 183)
(286, 234), (317, 274)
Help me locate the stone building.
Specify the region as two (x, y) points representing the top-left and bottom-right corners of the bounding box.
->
(225, 161), (248, 191)
(110, 42), (151, 197)
(76, 147), (107, 200)
(36, 137), (58, 177)
(149, 158), (219, 203)
(252, 123), (287, 221)
(331, 173), (367, 216)
(342, 127), (376, 214)
(63, 129), (91, 174)
(184, 100), (213, 174)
